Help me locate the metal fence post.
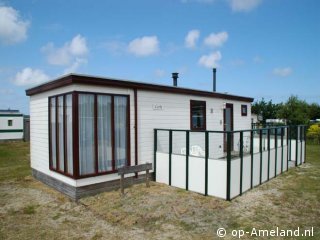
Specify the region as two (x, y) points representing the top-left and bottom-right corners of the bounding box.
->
(281, 127), (284, 173)
(295, 126), (298, 167)
(240, 131), (243, 196)
(250, 130), (254, 189)
(226, 132), (232, 201)
(300, 126), (303, 165)
(267, 128), (271, 180)
(154, 129), (157, 181)
(287, 127), (289, 172)
(304, 126), (307, 163)
(169, 130), (172, 185)
(205, 131), (209, 196)
(259, 129), (263, 185)
(186, 131), (189, 190)
(275, 129), (278, 177)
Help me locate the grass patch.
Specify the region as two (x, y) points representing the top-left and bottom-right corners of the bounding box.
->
(23, 205), (36, 215)
(0, 142), (319, 239)
(0, 141), (30, 182)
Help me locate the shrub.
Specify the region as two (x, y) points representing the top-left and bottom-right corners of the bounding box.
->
(307, 124), (320, 144)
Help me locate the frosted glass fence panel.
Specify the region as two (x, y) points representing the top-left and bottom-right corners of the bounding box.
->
(188, 156), (205, 194)
(171, 155), (186, 189)
(207, 159), (227, 199)
(156, 152), (169, 184)
(155, 126), (305, 201)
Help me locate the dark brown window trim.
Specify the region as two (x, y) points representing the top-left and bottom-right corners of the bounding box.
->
(63, 95), (68, 173)
(48, 97), (52, 169)
(55, 96), (59, 171)
(48, 91), (131, 180)
(134, 89), (138, 177)
(241, 104), (248, 116)
(190, 100), (207, 131)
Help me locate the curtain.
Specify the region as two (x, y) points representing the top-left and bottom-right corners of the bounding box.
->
(50, 97), (57, 169)
(66, 94), (73, 175)
(78, 94), (95, 175)
(58, 96), (64, 171)
(114, 96), (127, 169)
(97, 95), (112, 172)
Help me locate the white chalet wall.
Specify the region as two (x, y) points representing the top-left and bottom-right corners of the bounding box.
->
(30, 83), (252, 187)
(0, 115), (24, 140)
(137, 90), (252, 166)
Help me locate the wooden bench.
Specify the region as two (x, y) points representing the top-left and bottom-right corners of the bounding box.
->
(118, 163), (152, 195)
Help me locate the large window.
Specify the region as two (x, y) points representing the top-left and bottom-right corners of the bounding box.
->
(49, 94), (73, 175)
(190, 100), (206, 130)
(49, 92), (130, 179)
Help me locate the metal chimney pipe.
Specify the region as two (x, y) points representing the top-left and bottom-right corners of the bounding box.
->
(172, 72), (179, 87)
(213, 68), (216, 92)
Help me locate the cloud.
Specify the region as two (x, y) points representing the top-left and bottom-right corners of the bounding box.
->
(185, 29), (200, 48)
(63, 58), (87, 74)
(0, 89), (14, 95)
(128, 36), (159, 57)
(181, 0), (215, 3)
(154, 69), (166, 78)
(198, 51), (222, 68)
(253, 56), (263, 63)
(204, 31), (228, 48)
(102, 40), (127, 55)
(13, 68), (50, 86)
(42, 34), (88, 66)
(228, 0), (262, 12)
(0, 5), (30, 45)
(273, 67), (292, 77)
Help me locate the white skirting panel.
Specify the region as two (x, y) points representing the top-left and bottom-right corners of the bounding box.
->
(207, 159), (227, 199)
(188, 156), (205, 194)
(171, 155), (186, 189)
(156, 152), (169, 184)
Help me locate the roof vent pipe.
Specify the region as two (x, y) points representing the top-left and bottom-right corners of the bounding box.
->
(172, 72), (179, 87)
(213, 68), (216, 92)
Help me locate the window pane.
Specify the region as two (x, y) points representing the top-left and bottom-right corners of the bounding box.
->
(114, 96), (128, 169)
(97, 95), (112, 172)
(66, 94), (73, 175)
(191, 101), (206, 130)
(78, 94), (95, 175)
(58, 96), (64, 172)
(50, 98), (57, 169)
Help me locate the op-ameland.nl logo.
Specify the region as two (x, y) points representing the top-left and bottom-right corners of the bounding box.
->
(216, 227), (314, 238)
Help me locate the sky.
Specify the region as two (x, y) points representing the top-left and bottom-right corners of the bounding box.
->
(0, 0), (319, 114)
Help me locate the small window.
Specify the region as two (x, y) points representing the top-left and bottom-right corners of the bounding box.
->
(8, 120), (13, 126)
(241, 105), (247, 116)
(190, 100), (206, 130)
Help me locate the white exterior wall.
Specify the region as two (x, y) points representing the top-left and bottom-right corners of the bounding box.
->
(30, 84), (135, 187)
(0, 115), (24, 140)
(138, 90), (252, 165)
(30, 84), (252, 187)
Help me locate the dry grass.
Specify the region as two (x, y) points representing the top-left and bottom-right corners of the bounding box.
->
(0, 141), (319, 239)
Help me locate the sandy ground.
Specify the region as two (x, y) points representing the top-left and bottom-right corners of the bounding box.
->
(1, 158), (319, 239)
